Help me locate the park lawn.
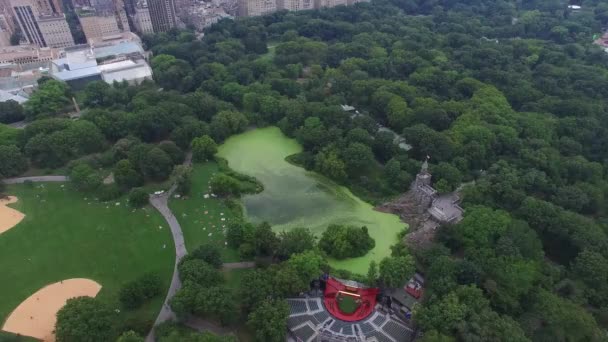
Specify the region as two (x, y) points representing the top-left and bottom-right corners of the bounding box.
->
(0, 183), (174, 330)
(169, 162), (240, 262)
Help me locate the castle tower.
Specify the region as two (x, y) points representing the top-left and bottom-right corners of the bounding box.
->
(411, 157), (436, 212)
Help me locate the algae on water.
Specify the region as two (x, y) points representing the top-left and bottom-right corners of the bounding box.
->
(217, 127), (407, 274)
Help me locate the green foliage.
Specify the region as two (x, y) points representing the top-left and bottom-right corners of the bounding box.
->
(247, 299), (289, 342)
(209, 173), (241, 196)
(276, 227), (317, 260)
(55, 297), (114, 342)
(114, 160), (143, 190)
(0, 145), (27, 177)
(190, 243), (223, 269)
(191, 135), (217, 162)
(379, 255), (415, 288)
(128, 188), (149, 208)
(69, 162), (101, 192)
(116, 331), (144, 342)
(178, 259), (223, 287)
(319, 224), (375, 259)
(25, 80), (71, 119)
(0, 100), (25, 124)
(118, 273), (162, 309)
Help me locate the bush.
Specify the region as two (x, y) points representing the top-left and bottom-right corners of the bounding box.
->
(97, 184), (123, 201)
(128, 188), (149, 208)
(190, 243), (223, 268)
(119, 273), (163, 310)
(319, 224), (375, 259)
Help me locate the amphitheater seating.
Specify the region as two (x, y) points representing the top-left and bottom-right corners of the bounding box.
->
(288, 299), (308, 314)
(287, 296), (414, 342)
(293, 325), (317, 342)
(314, 310), (330, 323)
(383, 320), (412, 341)
(308, 299), (320, 311)
(366, 330), (394, 342)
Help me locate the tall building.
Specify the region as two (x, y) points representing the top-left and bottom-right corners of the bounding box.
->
(0, 13), (13, 46)
(79, 13), (121, 41)
(132, 0), (152, 34)
(277, 0), (312, 11)
(12, 0), (46, 46)
(11, 0), (73, 47)
(34, 0), (61, 15)
(113, 0), (130, 31)
(147, 0), (175, 32)
(238, 0), (274, 17)
(37, 14), (74, 47)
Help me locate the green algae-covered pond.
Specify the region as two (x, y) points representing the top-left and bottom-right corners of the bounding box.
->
(217, 127), (406, 274)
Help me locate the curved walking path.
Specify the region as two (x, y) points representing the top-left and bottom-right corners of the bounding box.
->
(2, 164), (254, 340)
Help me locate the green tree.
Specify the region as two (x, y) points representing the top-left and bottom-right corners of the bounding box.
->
(366, 260), (379, 286)
(319, 224), (375, 259)
(210, 173), (241, 196)
(128, 188), (149, 208)
(69, 162), (101, 192)
(55, 297), (114, 342)
(0, 145), (27, 177)
(191, 135), (217, 162)
(342, 142), (375, 176)
(25, 80), (71, 119)
(190, 243), (223, 269)
(276, 227), (316, 260)
(247, 299), (289, 342)
(379, 255), (415, 288)
(159, 141), (184, 165)
(178, 259), (223, 287)
(114, 160), (143, 190)
(209, 111), (248, 142)
(0, 100), (25, 124)
(141, 147), (173, 181)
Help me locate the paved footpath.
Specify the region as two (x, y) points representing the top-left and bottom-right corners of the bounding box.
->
(2, 162), (254, 340)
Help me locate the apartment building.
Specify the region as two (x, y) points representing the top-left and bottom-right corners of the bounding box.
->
(37, 14), (74, 47)
(238, 0), (275, 17)
(132, 0), (152, 34)
(79, 13), (121, 41)
(147, 0), (175, 32)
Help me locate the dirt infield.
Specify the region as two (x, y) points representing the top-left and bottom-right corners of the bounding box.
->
(1, 278), (102, 341)
(0, 196), (24, 235)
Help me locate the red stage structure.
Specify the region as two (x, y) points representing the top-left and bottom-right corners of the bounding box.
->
(323, 277), (379, 322)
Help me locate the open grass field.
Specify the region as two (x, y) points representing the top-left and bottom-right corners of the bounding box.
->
(0, 183), (174, 332)
(169, 162), (240, 262)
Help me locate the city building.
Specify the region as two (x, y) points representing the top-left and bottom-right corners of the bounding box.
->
(277, 0), (313, 11)
(132, 0), (153, 34)
(78, 10), (122, 42)
(0, 44), (60, 64)
(0, 13), (13, 46)
(11, 0), (74, 47)
(238, 0), (275, 17)
(36, 14), (74, 48)
(113, 0), (130, 31)
(147, 0), (175, 32)
(315, 0), (346, 8)
(178, 0), (229, 32)
(50, 39), (151, 89)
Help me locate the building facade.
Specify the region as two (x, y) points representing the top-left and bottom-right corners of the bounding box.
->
(277, 0), (313, 11)
(37, 14), (74, 47)
(238, 0), (275, 17)
(147, 0), (175, 32)
(79, 13), (121, 41)
(132, 0), (153, 34)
